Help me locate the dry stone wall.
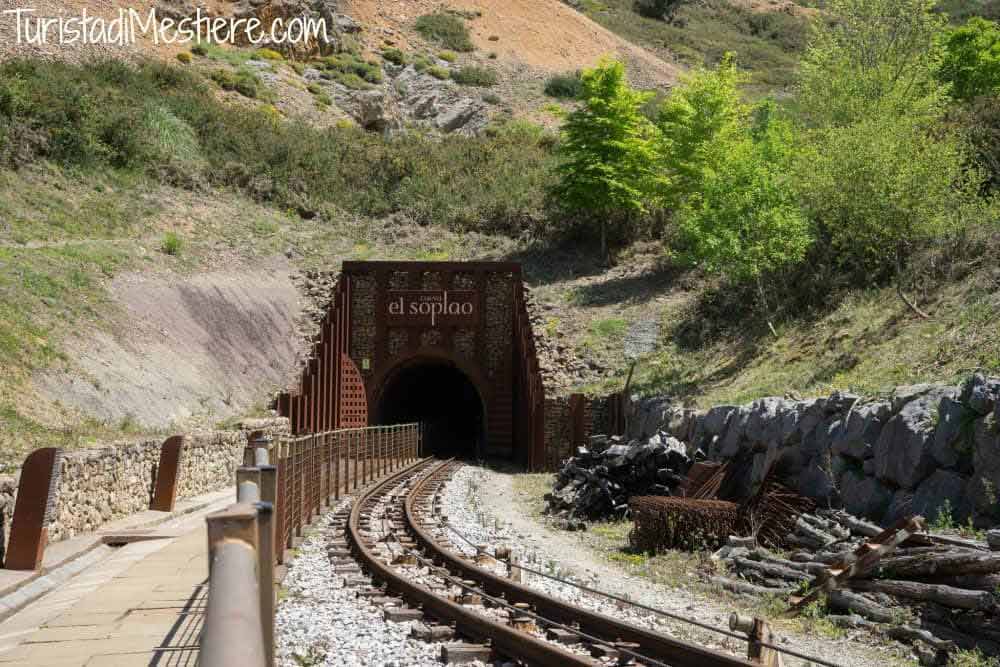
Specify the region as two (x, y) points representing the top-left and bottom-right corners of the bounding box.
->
(0, 418), (289, 545)
(628, 375), (1000, 528)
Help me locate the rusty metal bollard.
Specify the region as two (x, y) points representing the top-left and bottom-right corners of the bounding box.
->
(150, 436), (184, 512)
(5, 448), (62, 571)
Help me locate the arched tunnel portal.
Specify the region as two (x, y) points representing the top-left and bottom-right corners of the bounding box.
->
(373, 356), (486, 459)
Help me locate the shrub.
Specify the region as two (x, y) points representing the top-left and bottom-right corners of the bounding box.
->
(452, 65), (498, 86)
(415, 12), (475, 52)
(412, 55), (433, 73)
(633, 0), (683, 20)
(191, 43), (208, 57)
(938, 17), (1000, 102)
(176, 52), (192, 65)
(334, 72), (371, 90)
(488, 51), (498, 59)
(257, 48), (284, 61)
(211, 68), (261, 98)
(483, 92), (502, 105)
(161, 232), (183, 256)
(438, 50), (458, 62)
(544, 72), (583, 98)
(0, 58), (558, 234)
(320, 54), (383, 84)
(381, 48), (407, 66)
(427, 66), (451, 80)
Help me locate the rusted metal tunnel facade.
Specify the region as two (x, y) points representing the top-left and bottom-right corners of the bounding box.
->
(277, 261), (547, 469)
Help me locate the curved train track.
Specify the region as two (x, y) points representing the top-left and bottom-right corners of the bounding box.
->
(342, 458), (756, 667)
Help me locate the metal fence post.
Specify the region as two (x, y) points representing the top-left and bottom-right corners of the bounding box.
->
(237, 467), (262, 503)
(334, 432), (341, 501)
(255, 501), (275, 667)
(203, 504), (265, 667)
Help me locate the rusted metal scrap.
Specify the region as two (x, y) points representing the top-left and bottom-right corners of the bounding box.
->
(629, 496), (741, 552)
(630, 469), (816, 553)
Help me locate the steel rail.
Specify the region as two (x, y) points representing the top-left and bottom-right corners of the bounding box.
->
(403, 464), (756, 667)
(347, 459), (598, 667)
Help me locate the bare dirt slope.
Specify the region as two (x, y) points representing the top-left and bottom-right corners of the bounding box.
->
(344, 0), (680, 86)
(31, 263), (302, 429)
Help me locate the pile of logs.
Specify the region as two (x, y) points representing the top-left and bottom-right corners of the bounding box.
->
(712, 509), (1000, 662)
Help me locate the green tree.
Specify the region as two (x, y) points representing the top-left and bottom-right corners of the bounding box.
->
(795, 0), (986, 317)
(554, 59), (666, 258)
(656, 53), (747, 208)
(939, 17), (1000, 101)
(798, 0), (949, 128)
(677, 106), (812, 330)
(795, 114), (983, 317)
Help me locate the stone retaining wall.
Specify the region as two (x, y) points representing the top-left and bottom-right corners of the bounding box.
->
(0, 418), (289, 546)
(628, 375), (1000, 527)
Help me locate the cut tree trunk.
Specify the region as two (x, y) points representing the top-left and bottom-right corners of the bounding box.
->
(849, 579), (997, 611)
(709, 576), (794, 597)
(826, 590), (896, 623)
(912, 573), (1000, 592)
(876, 550), (1000, 578)
(733, 556), (810, 582)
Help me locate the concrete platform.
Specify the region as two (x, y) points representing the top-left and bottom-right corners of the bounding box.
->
(0, 491), (233, 666)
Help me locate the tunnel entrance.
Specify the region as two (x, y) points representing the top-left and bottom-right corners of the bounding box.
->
(375, 359), (485, 458)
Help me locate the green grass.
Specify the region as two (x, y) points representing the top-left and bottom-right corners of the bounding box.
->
(415, 12), (475, 52)
(575, 0), (809, 91)
(590, 317), (628, 338)
(949, 649), (1000, 667)
(160, 231), (183, 256)
(605, 261), (1000, 407)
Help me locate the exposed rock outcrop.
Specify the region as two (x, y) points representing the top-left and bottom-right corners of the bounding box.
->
(628, 374), (1000, 527)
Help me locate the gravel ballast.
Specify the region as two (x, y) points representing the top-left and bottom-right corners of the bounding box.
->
(275, 498), (445, 667)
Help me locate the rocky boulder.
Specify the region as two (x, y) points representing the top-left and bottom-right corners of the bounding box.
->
(912, 469), (971, 523)
(839, 469), (892, 521)
(831, 401), (888, 461)
(874, 392), (940, 489)
(969, 414), (1000, 518)
(931, 393), (974, 470)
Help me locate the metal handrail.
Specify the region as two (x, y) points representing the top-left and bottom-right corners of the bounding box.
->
(202, 541), (266, 666)
(200, 424), (423, 667)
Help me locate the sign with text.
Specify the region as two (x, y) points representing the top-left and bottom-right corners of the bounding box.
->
(386, 290), (478, 327)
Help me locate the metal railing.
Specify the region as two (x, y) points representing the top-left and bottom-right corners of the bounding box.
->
(201, 423), (422, 667)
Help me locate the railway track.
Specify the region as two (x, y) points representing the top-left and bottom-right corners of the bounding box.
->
(335, 457), (757, 667)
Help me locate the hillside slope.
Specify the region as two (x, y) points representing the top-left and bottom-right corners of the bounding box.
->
(343, 0), (680, 86)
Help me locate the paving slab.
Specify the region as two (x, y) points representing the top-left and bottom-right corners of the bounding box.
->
(0, 492), (228, 666)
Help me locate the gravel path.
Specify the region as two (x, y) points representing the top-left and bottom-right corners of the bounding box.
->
(439, 464), (916, 667)
(275, 497), (446, 667)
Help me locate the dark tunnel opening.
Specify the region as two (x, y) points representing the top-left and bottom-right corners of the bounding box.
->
(376, 360), (484, 458)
